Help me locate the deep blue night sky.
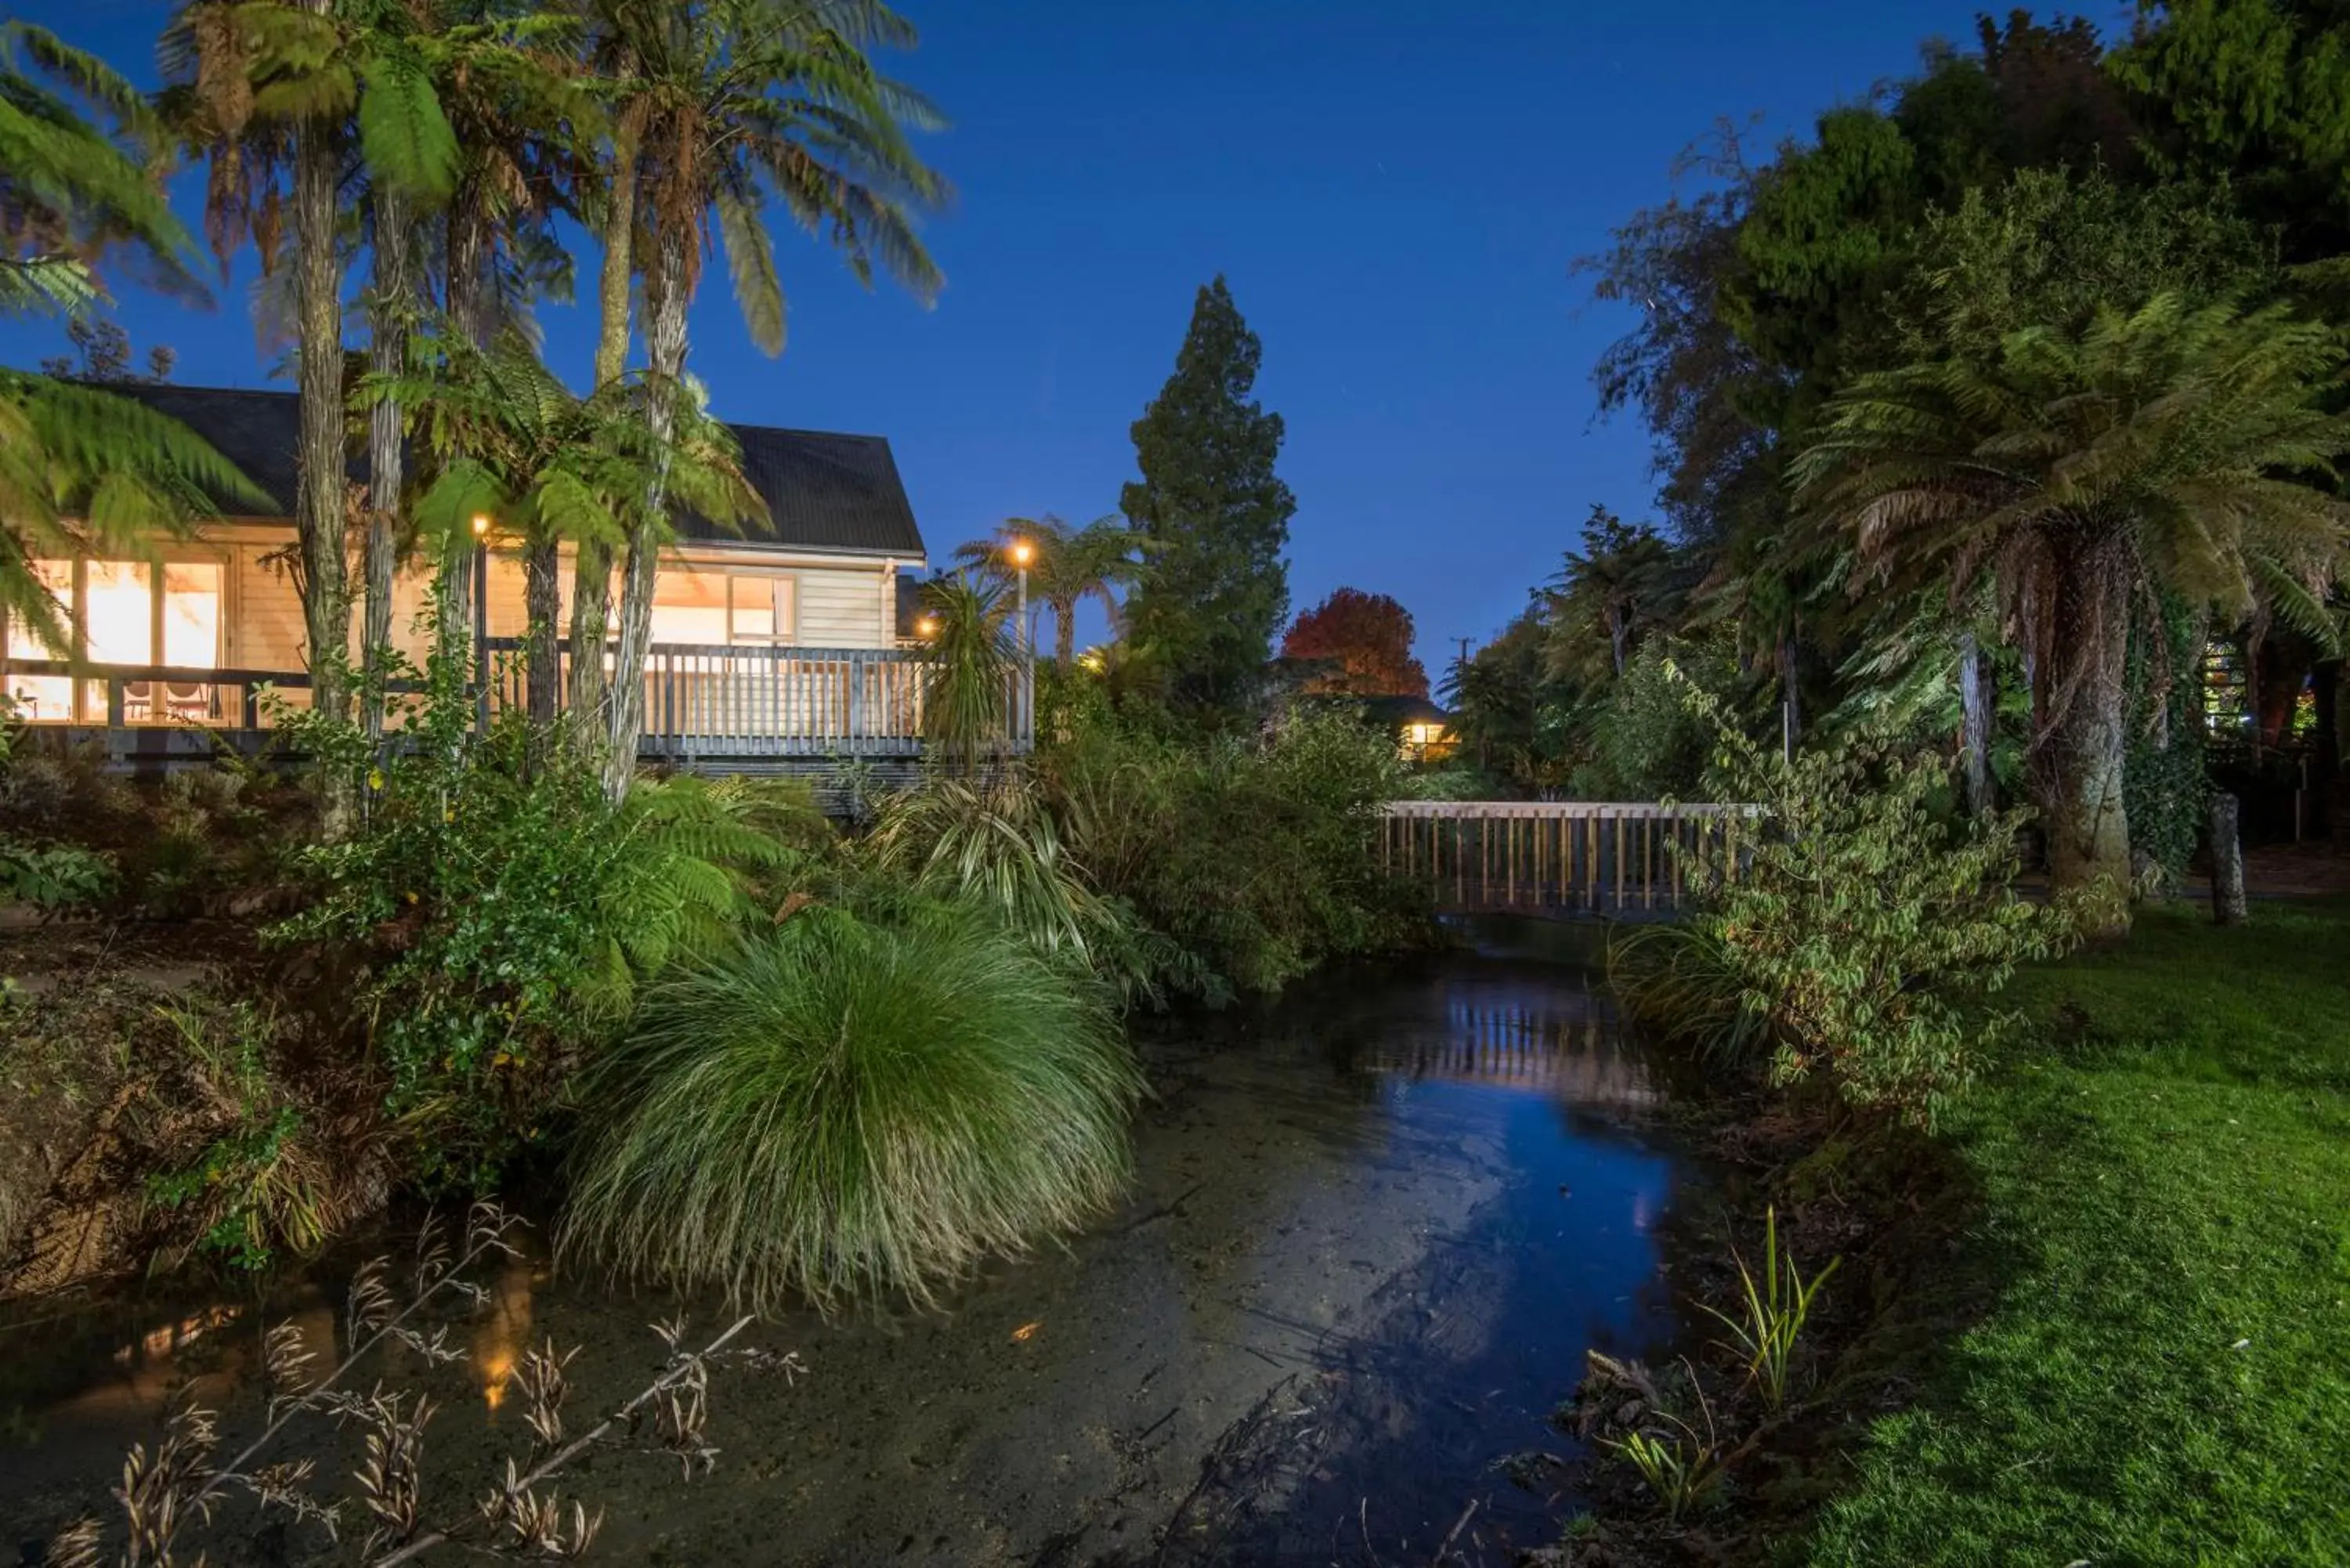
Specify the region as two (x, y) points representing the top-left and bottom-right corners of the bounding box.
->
(0, 0), (2009, 667)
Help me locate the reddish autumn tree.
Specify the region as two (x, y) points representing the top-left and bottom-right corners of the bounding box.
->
(1281, 587), (1430, 697)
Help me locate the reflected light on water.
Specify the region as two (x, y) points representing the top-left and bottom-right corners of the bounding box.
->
(472, 1253), (537, 1415)
(1354, 991), (1656, 1109)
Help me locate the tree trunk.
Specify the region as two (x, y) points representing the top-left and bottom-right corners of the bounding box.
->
(2037, 533), (2134, 929)
(1053, 594), (1076, 670)
(437, 200), (489, 668)
(1778, 633), (1801, 748)
(1960, 629), (1993, 818)
(1607, 609), (1627, 679)
(293, 69), (352, 829)
(524, 538), (561, 729)
(602, 226), (688, 803)
(2208, 791), (2248, 926)
(361, 186), (410, 742)
(568, 96), (643, 739)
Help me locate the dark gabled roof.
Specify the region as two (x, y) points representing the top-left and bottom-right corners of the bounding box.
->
(96, 384), (927, 559)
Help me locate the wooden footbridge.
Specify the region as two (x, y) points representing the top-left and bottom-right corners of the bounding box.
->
(1380, 800), (1754, 918)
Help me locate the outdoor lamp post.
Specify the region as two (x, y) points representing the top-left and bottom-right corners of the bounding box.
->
(1008, 537), (1035, 746)
(471, 513), (492, 730)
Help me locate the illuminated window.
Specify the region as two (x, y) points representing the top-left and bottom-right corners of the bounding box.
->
(161, 562), (224, 667)
(649, 569), (729, 645)
(4, 559), (73, 719)
(3, 558), (226, 722)
(85, 560), (150, 664)
(648, 569), (795, 645)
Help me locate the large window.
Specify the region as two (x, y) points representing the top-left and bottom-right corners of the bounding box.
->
(3, 559), (73, 719)
(648, 569), (795, 646)
(3, 556), (226, 721)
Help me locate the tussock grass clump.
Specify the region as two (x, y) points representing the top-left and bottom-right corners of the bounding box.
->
(560, 903), (1144, 1314)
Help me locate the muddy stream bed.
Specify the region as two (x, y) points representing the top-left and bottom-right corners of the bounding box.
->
(2, 923), (1701, 1565)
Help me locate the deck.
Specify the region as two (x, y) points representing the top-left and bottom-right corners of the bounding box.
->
(2, 640), (1032, 775)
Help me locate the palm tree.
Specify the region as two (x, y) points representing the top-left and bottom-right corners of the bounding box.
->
(381, 324), (760, 692)
(1547, 506), (1678, 683)
(955, 513), (1138, 669)
(2, 24), (263, 682)
(1795, 294), (2350, 922)
(1, 20), (204, 316)
(915, 574), (1017, 773)
(591, 0), (948, 800)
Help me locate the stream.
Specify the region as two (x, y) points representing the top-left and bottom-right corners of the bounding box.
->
(1, 922), (1698, 1565)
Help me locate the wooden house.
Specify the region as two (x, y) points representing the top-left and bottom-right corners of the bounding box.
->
(0, 385), (1017, 771)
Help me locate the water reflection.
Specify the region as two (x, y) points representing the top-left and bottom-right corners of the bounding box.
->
(472, 1252), (536, 1415)
(4, 941), (1694, 1567)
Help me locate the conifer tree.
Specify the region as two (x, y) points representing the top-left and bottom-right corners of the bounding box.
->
(1120, 276), (1296, 717)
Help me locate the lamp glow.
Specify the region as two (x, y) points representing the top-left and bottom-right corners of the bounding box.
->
(470, 513), (492, 539)
(1008, 539), (1034, 567)
(916, 614), (938, 638)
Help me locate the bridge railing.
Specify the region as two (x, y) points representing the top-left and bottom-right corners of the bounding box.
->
(1381, 800), (1759, 916)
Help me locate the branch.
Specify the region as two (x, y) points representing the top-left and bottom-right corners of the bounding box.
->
(366, 1315), (757, 1568)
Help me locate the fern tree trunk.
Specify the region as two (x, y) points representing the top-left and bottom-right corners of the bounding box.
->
(2038, 532), (2133, 930)
(362, 186), (410, 742)
(1959, 629), (1993, 818)
(603, 226), (687, 803)
(440, 201), (488, 652)
(568, 96), (642, 742)
(294, 63), (353, 829)
(1053, 593), (1076, 670)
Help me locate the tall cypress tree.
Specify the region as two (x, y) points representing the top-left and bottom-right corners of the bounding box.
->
(1120, 276), (1296, 716)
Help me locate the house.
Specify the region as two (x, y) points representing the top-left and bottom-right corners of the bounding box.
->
(0, 385), (1010, 768)
(1359, 695), (1455, 763)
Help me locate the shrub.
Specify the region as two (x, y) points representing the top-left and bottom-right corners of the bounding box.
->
(1040, 706), (1425, 999)
(1611, 668), (2078, 1124)
(561, 900), (1143, 1313)
(861, 772), (1182, 1003)
(1568, 636), (1736, 801)
(272, 655), (824, 1187)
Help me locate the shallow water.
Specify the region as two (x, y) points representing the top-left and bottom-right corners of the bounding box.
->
(2, 927), (1696, 1565)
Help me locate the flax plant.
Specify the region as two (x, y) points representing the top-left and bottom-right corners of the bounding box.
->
(1699, 1205), (1839, 1412)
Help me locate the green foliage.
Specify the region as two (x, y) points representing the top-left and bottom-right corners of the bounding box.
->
(2113, 0), (2350, 259)
(1569, 637), (1734, 801)
(141, 1003), (330, 1274)
(1612, 670), (2078, 1124)
(1893, 163), (2272, 359)
(0, 837), (114, 914)
(862, 773), (1171, 1003)
(2122, 595), (2211, 884)
(1609, 1408), (1726, 1523)
(385, 327), (764, 570)
(271, 624), (819, 1186)
(1120, 276), (1296, 719)
(0, 19), (204, 317)
(1809, 901), (2350, 1564)
(916, 575), (1020, 769)
(0, 370), (267, 657)
(956, 513), (1138, 670)
(560, 900), (1144, 1315)
(1040, 707), (1420, 1001)
(1696, 1206), (1838, 1413)
(1547, 505), (1683, 684)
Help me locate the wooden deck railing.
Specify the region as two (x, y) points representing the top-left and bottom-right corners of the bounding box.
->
(5, 642), (1036, 762)
(484, 639), (1032, 760)
(1382, 800), (1758, 916)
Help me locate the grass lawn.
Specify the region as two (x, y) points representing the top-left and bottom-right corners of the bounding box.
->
(1806, 898), (2350, 1566)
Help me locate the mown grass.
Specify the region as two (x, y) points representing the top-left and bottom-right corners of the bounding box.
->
(1806, 899), (2350, 1566)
